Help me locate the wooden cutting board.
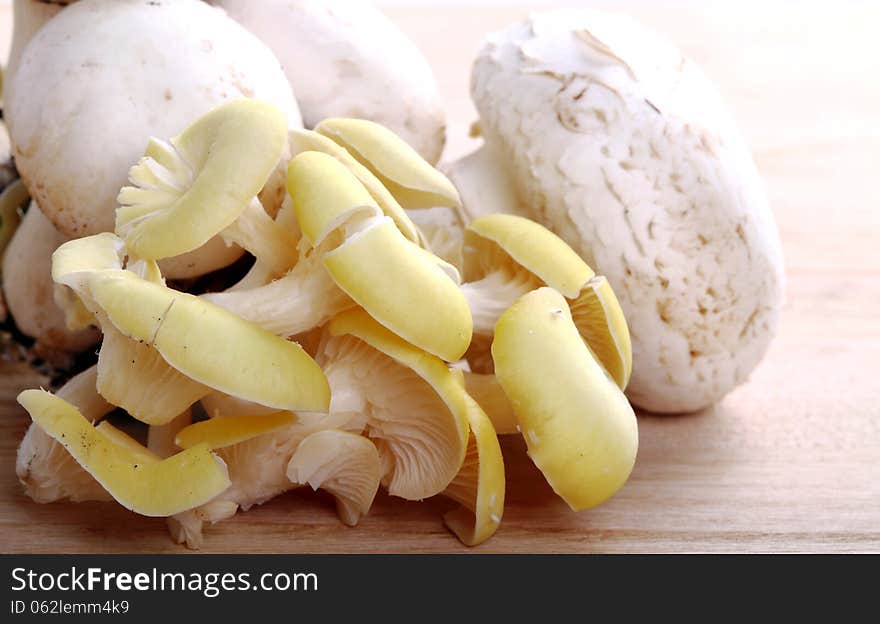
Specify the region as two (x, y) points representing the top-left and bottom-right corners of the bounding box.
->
(1, 3), (878, 553)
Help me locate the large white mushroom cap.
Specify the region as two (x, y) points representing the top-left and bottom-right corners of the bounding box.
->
(214, 0), (446, 164)
(6, 0), (300, 255)
(465, 10), (784, 413)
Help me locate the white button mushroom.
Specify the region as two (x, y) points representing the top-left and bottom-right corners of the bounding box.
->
(212, 0), (447, 164)
(449, 10), (785, 413)
(5, 0), (301, 278)
(2, 202), (100, 355)
(4, 0), (67, 96)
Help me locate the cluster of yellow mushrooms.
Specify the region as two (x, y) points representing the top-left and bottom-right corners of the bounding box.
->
(14, 99), (638, 547)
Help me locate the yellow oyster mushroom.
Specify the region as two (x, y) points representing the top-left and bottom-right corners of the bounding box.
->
(116, 99), (297, 277)
(175, 412), (298, 450)
(200, 391), (285, 419)
(51, 234), (330, 424)
(220, 194), (304, 292)
(168, 409), (366, 548)
(286, 429), (381, 527)
(95, 323), (210, 426)
(92, 417), (210, 541)
(443, 374), (505, 546)
(295, 152), (471, 361)
(18, 389), (231, 517)
(201, 235), (354, 339)
(323, 308), (469, 500)
(492, 288), (638, 511)
(50, 233), (201, 425)
(199, 147), (380, 337)
(87, 269), (330, 413)
(16, 365), (115, 504)
(315, 118), (461, 209)
(207, 151), (472, 360)
(321, 218), (473, 362)
(146, 410), (225, 549)
(289, 127), (420, 243)
(463, 214), (632, 388)
(95, 422), (162, 466)
(462, 371), (518, 435)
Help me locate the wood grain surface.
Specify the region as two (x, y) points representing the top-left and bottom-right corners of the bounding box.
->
(1, 3), (878, 553)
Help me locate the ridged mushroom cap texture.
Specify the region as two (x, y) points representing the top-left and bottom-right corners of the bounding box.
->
(469, 10), (785, 413)
(213, 0), (446, 164)
(6, 0), (300, 245)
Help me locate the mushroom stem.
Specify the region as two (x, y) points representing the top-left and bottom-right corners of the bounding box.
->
(225, 197), (301, 291)
(460, 269), (537, 335)
(201, 239), (353, 338)
(219, 197), (299, 277)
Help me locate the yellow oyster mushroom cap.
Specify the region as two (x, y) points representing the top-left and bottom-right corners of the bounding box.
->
(95, 422), (162, 466)
(327, 308), (470, 500)
(50, 232), (130, 330)
(15, 366), (115, 506)
(289, 151), (472, 361)
(289, 128), (421, 243)
(175, 412), (298, 450)
(86, 269), (330, 413)
(443, 376), (505, 547)
(52, 234), (211, 426)
(116, 99), (288, 262)
(324, 219), (472, 362)
(286, 150), (381, 246)
(464, 214), (632, 390)
(492, 287), (638, 511)
(316, 118), (460, 209)
(465, 214), (594, 299)
(287, 429), (381, 527)
(51, 232), (126, 284)
(18, 390), (231, 517)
